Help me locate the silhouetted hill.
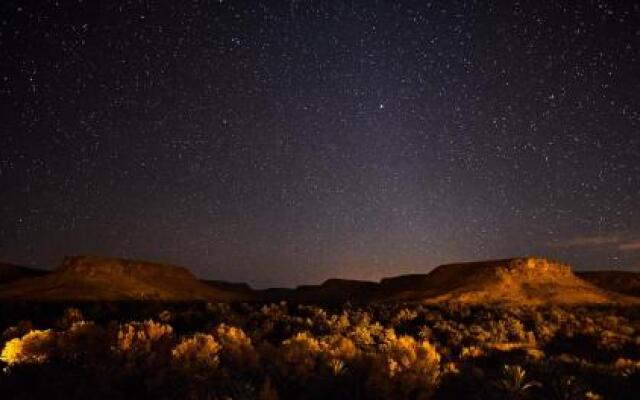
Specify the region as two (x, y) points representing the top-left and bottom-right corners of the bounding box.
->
(0, 263), (48, 284)
(203, 279), (254, 294)
(577, 271), (640, 297)
(0, 256), (252, 301)
(261, 278), (379, 303)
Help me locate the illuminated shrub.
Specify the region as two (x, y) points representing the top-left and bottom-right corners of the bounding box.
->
(367, 335), (441, 399)
(599, 330), (628, 352)
(0, 302), (638, 399)
(504, 317), (529, 342)
(260, 302), (289, 320)
(171, 333), (221, 371)
(114, 320), (174, 368)
(319, 334), (359, 376)
(215, 324), (258, 370)
(1, 329), (56, 365)
(326, 312), (351, 334)
(612, 358), (640, 376)
(392, 308), (418, 325)
(460, 345), (484, 359)
(349, 321), (384, 347)
(277, 331), (322, 380)
(432, 319), (464, 349)
(418, 325), (434, 341)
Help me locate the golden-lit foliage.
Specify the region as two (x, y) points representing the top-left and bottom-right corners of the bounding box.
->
(215, 323), (258, 370)
(115, 319), (173, 353)
(277, 331), (322, 380)
(367, 335), (441, 398)
(0, 303), (639, 399)
(171, 333), (221, 371)
(114, 320), (174, 370)
(1, 329), (56, 365)
(612, 358), (640, 376)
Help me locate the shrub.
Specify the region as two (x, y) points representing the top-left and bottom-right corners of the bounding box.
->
(58, 321), (107, 363)
(460, 345), (484, 359)
(215, 324), (258, 370)
(319, 334), (359, 376)
(1, 329), (56, 365)
(277, 331), (322, 380)
(367, 335), (441, 399)
(113, 320), (174, 369)
(496, 364), (539, 399)
(172, 333), (221, 372)
(612, 357), (640, 376)
(57, 307), (84, 329)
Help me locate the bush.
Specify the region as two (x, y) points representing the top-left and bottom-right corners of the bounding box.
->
(1, 329), (56, 365)
(215, 324), (258, 371)
(367, 335), (441, 399)
(58, 321), (107, 363)
(171, 333), (221, 372)
(113, 320), (174, 369)
(277, 331), (322, 381)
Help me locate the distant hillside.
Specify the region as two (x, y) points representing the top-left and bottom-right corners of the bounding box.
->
(375, 258), (626, 305)
(577, 271), (640, 297)
(264, 258), (631, 305)
(260, 279), (379, 303)
(0, 263), (48, 284)
(0, 255), (633, 304)
(0, 256), (252, 301)
(203, 279), (254, 295)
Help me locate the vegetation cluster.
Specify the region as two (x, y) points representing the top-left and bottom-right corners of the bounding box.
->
(0, 302), (639, 399)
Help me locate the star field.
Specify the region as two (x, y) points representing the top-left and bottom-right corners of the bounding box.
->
(1, 0), (639, 287)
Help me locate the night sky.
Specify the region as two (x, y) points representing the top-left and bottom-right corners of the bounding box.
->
(1, 1), (639, 287)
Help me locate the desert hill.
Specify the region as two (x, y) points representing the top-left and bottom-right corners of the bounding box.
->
(0, 256), (252, 301)
(375, 257), (626, 304)
(0, 263), (48, 284)
(260, 278), (379, 303)
(264, 258), (631, 305)
(203, 279), (255, 295)
(0, 256), (634, 304)
(577, 271), (640, 297)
